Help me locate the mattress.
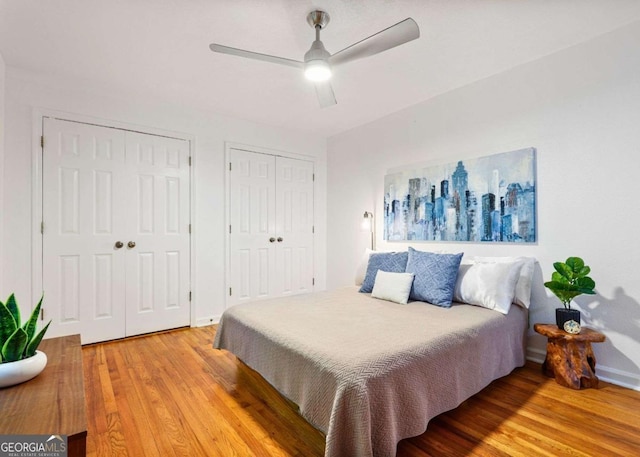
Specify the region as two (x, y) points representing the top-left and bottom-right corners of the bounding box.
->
(213, 287), (527, 457)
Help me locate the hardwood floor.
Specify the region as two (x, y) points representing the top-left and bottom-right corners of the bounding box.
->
(83, 326), (640, 456)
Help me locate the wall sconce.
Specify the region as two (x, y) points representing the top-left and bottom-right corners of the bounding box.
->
(362, 211), (375, 250)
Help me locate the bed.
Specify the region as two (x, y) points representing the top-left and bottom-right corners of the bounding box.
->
(213, 286), (528, 457)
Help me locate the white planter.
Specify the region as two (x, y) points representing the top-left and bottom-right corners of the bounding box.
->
(0, 350), (48, 388)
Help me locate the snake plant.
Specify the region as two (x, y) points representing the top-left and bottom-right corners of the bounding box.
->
(0, 294), (51, 363)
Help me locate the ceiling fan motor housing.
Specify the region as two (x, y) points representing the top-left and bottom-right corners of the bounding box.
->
(304, 39), (331, 64)
(306, 10), (330, 29)
(303, 11), (332, 81)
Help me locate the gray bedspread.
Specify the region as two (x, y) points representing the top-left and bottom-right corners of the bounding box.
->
(213, 287), (527, 457)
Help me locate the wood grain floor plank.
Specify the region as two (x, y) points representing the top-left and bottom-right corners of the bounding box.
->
(83, 327), (640, 456)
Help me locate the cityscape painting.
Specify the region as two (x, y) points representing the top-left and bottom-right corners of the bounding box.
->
(384, 148), (536, 243)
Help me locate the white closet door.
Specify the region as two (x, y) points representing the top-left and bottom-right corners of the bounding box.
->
(42, 119), (191, 344)
(275, 157), (314, 296)
(42, 118), (128, 343)
(228, 148), (314, 307)
(124, 132), (191, 336)
(228, 149), (277, 306)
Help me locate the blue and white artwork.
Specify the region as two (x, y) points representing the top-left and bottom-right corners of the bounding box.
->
(384, 148), (536, 243)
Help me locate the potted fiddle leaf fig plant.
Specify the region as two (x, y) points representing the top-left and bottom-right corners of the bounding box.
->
(0, 293), (51, 388)
(544, 257), (596, 331)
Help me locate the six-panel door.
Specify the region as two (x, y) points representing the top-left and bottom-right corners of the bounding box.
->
(42, 118), (190, 344)
(228, 149), (314, 307)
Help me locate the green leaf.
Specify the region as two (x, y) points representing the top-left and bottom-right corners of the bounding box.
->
(5, 294), (20, 328)
(550, 271), (569, 284)
(576, 266), (591, 278)
(565, 257), (585, 274)
(576, 276), (596, 293)
(544, 280), (581, 306)
(553, 262), (573, 281)
(22, 294), (43, 345)
(25, 321), (51, 358)
(1, 328), (28, 362)
(0, 302), (18, 344)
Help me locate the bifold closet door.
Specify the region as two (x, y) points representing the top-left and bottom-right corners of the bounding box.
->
(123, 132), (191, 336)
(42, 119), (128, 343)
(228, 149), (314, 307)
(42, 118), (190, 344)
(274, 157), (314, 297)
(228, 149), (277, 306)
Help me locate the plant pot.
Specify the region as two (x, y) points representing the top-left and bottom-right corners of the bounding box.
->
(556, 308), (581, 330)
(0, 350), (48, 388)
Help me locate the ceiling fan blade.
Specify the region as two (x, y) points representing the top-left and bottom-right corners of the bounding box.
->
(315, 81), (337, 108)
(209, 43), (304, 69)
(329, 18), (419, 67)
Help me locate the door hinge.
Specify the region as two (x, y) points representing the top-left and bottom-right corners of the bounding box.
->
(40, 308), (44, 321)
(312, 278), (315, 286)
(312, 225), (315, 234)
(189, 291), (192, 301)
(229, 162), (232, 171)
(229, 287), (232, 296)
(41, 136), (44, 148)
(189, 223), (192, 234)
(41, 221), (44, 234)
(188, 156), (192, 166)
(312, 173), (315, 182)
(229, 225), (232, 234)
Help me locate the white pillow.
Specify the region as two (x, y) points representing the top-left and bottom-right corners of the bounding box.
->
(355, 248), (374, 286)
(371, 270), (415, 305)
(474, 256), (536, 308)
(453, 260), (524, 314)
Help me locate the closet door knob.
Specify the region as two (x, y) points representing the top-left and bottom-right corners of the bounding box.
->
(269, 237), (276, 243)
(277, 237), (283, 242)
(115, 241), (124, 249)
(127, 241), (136, 249)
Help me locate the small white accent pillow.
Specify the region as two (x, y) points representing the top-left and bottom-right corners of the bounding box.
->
(371, 270), (415, 305)
(474, 256), (536, 308)
(453, 260), (524, 314)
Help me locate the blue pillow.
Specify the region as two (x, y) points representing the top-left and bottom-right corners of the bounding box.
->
(359, 251), (409, 293)
(405, 248), (463, 307)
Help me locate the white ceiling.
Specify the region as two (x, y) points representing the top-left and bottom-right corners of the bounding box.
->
(2, 0), (640, 138)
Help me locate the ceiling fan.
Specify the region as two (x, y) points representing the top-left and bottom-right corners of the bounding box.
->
(209, 10), (420, 108)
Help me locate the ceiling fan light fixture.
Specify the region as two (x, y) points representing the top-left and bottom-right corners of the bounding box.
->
(304, 37), (332, 82)
(304, 59), (332, 81)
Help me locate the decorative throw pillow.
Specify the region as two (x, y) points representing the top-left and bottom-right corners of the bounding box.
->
(474, 256), (536, 308)
(371, 271), (415, 304)
(359, 251), (409, 293)
(453, 259), (524, 314)
(405, 248), (463, 307)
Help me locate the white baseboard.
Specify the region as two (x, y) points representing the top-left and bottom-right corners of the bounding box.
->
(526, 347), (546, 364)
(526, 347), (640, 391)
(195, 315), (221, 327)
(596, 365), (640, 391)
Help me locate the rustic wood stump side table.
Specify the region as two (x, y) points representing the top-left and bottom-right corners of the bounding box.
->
(534, 323), (606, 389)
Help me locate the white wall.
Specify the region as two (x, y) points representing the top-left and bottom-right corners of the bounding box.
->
(1, 67), (327, 326)
(327, 21), (640, 389)
(0, 52), (5, 294)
